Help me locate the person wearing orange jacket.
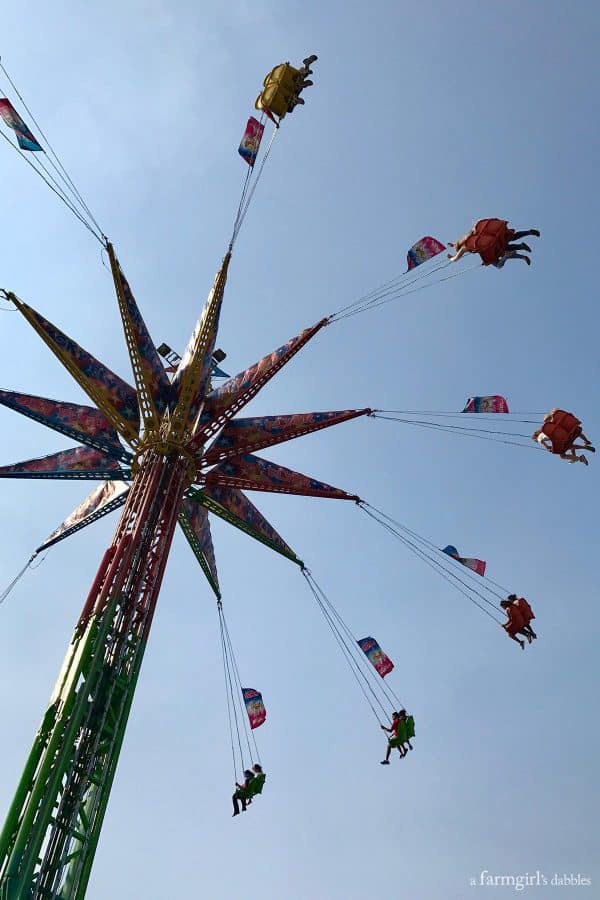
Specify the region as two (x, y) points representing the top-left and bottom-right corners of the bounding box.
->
(500, 599), (530, 649)
(508, 594), (537, 641)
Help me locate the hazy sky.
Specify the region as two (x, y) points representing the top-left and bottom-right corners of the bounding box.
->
(0, 2), (598, 898)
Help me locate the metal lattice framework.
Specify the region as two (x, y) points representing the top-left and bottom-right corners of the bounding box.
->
(0, 240), (369, 899)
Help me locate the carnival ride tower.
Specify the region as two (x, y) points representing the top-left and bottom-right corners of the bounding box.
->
(0, 216), (365, 898)
(0, 52), (374, 897)
(0, 447), (191, 900)
(0, 248), (232, 898)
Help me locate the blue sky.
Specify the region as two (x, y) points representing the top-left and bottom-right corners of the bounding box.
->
(0, 2), (598, 898)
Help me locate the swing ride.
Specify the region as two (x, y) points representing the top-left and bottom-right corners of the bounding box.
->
(0, 48), (591, 900)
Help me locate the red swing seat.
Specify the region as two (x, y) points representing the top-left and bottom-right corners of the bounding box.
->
(463, 218), (515, 265)
(542, 410), (582, 454)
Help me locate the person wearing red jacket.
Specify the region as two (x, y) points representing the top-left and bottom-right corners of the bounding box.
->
(448, 219), (540, 265)
(532, 409), (594, 465)
(500, 599), (530, 649)
(508, 594), (537, 641)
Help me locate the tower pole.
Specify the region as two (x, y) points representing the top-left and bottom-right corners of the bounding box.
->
(0, 448), (192, 900)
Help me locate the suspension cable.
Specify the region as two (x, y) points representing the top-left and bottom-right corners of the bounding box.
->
(330, 259), (452, 318)
(219, 613), (238, 781)
(218, 602), (246, 777)
(371, 412), (542, 450)
(302, 569), (388, 724)
(304, 569), (405, 711)
(0, 553), (38, 605)
(364, 503), (512, 598)
(222, 613), (255, 765)
(0, 58), (106, 242)
(359, 504), (504, 624)
(0, 128), (103, 243)
(362, 507), (502, 622)
(360, 502), (505, 605)
(375, 409), (544, 423)
(329, 260), (482, 323)
(230, 121), (278, 250)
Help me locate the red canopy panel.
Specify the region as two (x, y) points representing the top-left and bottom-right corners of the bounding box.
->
(204, 453), (359, 500)
(190, 319), (327, 448)
(202, 409), (370, 467)
(0, 446), (125, 480)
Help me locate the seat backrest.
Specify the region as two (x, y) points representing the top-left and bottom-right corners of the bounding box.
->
(246, 773), (266, 797)
(517, 598), (534, 620)
(543, 411), (581, 452)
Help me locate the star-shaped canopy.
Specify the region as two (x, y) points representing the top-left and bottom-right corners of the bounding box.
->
(0, 246), (370, 598)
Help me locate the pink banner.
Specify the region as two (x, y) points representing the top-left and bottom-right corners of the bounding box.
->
(462, 395), (509, 414)
(238, 116), (265, 166)
(243, 688), (266, 729)
(0, 98), (42, 151)
(460, 557), (487, 576)
(405, 236), (446, 271)
(442, 545), (486, 576)
(357, 637), (395, 677)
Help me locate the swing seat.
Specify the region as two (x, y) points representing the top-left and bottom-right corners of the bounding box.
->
(541, 410), (582, 454)
(255, 64), (303, 118)
(503, 605), (525, 636)
(239, 773), (266, 800)
(464, 219), (514, 266)
(405, 715), (415, 740)
(247, 773), (266, 797)
(516, 598), (535, 623)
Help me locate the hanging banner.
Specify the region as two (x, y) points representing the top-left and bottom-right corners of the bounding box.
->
(405, 236), (446, 272)
(0, 98), (42, 151)
(442, 545), (486, 576)
(242, 688), (266, 729)
(462, 395), (509, 414)
(238, 116), (265, 167)
(357, 636), (395, 677)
